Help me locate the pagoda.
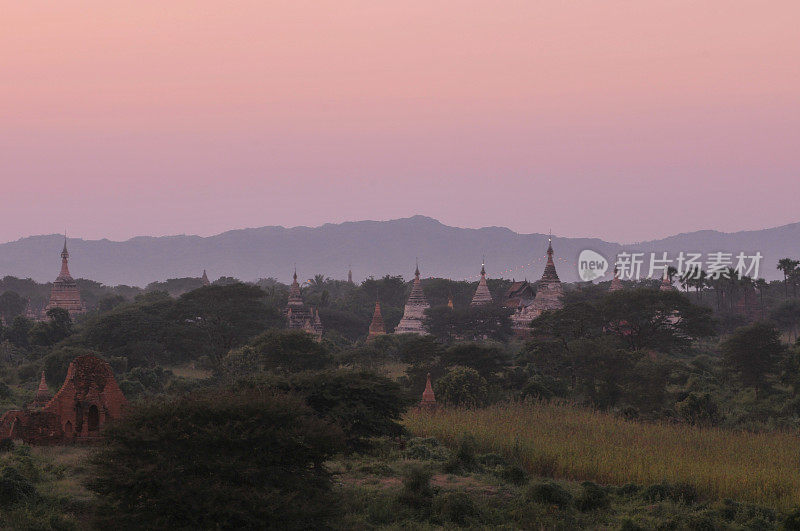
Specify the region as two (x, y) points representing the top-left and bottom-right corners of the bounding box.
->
(530, 236), (564, 314)
(609, 266), (623, 292)
(367, 299), (387, 339)
(511, 236), (564, 333)
(201, 270), (211, 287)
(419, 373), (437, 410)
(29, 372), (51, 409)
(470, 262), (493, 306)
(44, 238), (86, 318)
(394, 262), (430, 335)
(285, 269), (318, 336)
(660, 271), (676, 292)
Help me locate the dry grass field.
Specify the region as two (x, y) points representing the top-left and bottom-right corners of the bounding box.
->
(404, 401), (800, 510)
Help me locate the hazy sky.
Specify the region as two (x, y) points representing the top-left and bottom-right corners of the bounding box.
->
(1, 1), (798, 244)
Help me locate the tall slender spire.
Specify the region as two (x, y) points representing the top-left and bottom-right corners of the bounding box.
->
(58, 236), (72, 280)
(609, 265), (623, 292)
(471, 259), (493, 306)
(201, 270), (210, 286)
(288, 267), (304, 307)
(420, 373), (436, 409)
(368, 298), (387, 339)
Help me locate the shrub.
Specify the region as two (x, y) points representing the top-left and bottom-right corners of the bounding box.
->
(0, 466), (36, 505)
(434, 491), (479, 525)
(0, 439), (14, 453)
(525, 481), (573, 508)
(434, 366), (488, 407)
(676, 393), (721, 426)
(220, 330), (333, 377)
(576, 481), (609, 511)
(642, 481), (699, 504)
(397, 464), (434, 509)
(405, 437), (450, 461)
(499, 464), (528, 485)
(444, 434), (479, 473)
(87, 389), (345, 529)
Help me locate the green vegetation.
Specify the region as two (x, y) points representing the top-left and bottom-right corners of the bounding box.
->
(1, 257), (800, 527)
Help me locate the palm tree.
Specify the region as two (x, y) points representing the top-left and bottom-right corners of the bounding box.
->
(755, 278), (768, 320)
(777, 258), (799, 299)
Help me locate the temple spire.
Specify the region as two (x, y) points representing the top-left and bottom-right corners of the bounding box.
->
(368, 298), (387, 339)
(470, 259), (493, 306)
(394, 262), (430, 335)
(201, 270), (210, 287)
(419, 373), (436, 410)
(58, 236), (72, 280)
(609, 264), (623, 292)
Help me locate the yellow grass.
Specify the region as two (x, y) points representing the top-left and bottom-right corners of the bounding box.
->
(404, 402), (800, 510)
(166, 364), (212, 380)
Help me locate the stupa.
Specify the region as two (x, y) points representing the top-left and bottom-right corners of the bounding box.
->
(44, 238), (86, 318)
(394, 262), (429, 335)
(367, 300), (387, 339)
(470, 262), (493, 306)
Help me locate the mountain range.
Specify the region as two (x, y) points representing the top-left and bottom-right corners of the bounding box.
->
(0, 216), (797, 287)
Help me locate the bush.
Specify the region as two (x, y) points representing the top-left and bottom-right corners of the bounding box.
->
(434, 365), (489, 407)
(525, 481), (573, 508)
(676, 393), (721, 426)
(397, 464), (434, 509)
(499, 464), (528, 485)
(642, 481), (699, 504)
(576, 481), (608, 511)
(0, 466), (36, 505)
(220, 330), (333, 377)
(434, 491), (479, 525)
(405, 437), (450, 461)
(0, 439), (14, 453)
(444, 434), (479, 473)
(87, 389), (345, 529)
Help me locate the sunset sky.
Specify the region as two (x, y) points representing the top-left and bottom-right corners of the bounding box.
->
(1, 1), (798, 244)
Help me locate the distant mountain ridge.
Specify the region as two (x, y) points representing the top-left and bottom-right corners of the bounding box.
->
(0, 216), (797, 287)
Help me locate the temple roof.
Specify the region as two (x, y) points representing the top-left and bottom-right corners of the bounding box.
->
(470, 262), (493, 306)
(420, 373), (436, 405)
(368, 300), (386, 339)
(201, 270), (210, 286)
(540, 237), (561, 283)
(609, 266), (623, 292)
(288, 268), (304, 307)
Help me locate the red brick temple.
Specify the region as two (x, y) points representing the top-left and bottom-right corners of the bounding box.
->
(0, 355), (127, 445)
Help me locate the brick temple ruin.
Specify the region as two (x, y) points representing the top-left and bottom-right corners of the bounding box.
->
(0, 355), (127, 445)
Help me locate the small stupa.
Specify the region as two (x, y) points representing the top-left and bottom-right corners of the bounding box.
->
(367, 300), (387, 339)
(201, 270), (211, 287)
(29, 372), (51, 409)
(419, 373), (437, 410)
(609, 266), (623, 292)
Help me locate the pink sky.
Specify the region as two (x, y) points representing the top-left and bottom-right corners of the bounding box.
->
(1, 1), (798, 244)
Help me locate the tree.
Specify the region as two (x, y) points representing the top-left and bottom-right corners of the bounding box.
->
(88, 390), (345, 529)
(5, 316), (32, 349)
(172, 283), (283, 367)
(29, 308), (73, 347)
(0, 291), (26, 324)
(434, 366), (489, 407)
(440, 343), (510, 383)
(601, 289), (715, 352)
(424, 304), (514, 342)
(777, 258), (799, 299)
(288, 370), (413, 449)
(771, 299), (800, 342)
(721, 322), (784, 395)
(220, 329), (333, 377)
